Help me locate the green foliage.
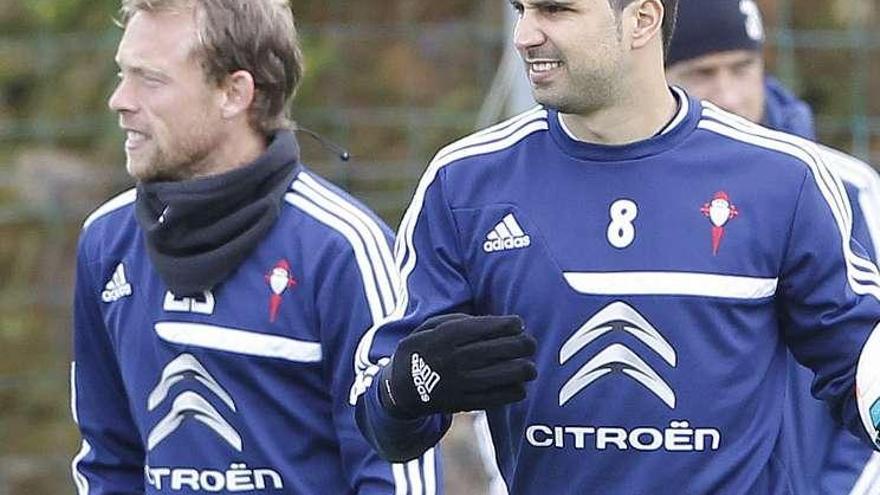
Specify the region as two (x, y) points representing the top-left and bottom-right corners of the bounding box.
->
(19, 0), (120, 31)
(294, 33), (341, 107)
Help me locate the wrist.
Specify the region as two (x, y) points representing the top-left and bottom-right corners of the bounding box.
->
(378, 358), (420, 420)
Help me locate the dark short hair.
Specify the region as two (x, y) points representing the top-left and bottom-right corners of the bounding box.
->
(120, 0), (304, 136)
(609, 0), (679, 54)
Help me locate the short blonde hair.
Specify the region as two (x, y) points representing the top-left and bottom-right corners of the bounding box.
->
(120, 0), (304, 135)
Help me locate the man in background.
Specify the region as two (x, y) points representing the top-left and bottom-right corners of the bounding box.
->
(667, 1), (880, 493)
(70, 1), (437, 493)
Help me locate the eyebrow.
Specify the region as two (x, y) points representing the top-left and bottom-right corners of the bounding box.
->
(115, 58), (167, 78)
(526, 0), (577, 7)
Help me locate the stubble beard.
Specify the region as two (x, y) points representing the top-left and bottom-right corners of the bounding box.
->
(128, 125), (221, 183)
(531, 34), (625, 116)
(532, 64), (623, 116)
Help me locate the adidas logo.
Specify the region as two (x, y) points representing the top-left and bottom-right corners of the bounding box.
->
(411, 353), (440, 403)
(102, 263), (133, 303)
(483, 213), (531, 253)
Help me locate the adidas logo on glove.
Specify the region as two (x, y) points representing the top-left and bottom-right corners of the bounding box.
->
(411, 353), (440, 402)
(378, 314), (536, 430)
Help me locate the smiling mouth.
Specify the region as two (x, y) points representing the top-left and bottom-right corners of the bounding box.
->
(529, 61), (563, 73)
(125, 130), (150, 149)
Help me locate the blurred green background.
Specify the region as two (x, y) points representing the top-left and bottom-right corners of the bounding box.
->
(0, 0), (878, 493)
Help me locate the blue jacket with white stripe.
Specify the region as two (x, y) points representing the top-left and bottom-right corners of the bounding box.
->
(71, 144), (439, 494)
(356, 89), (880, 494)
(764, 76), (880, 495)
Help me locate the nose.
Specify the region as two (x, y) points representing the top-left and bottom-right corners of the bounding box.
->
(513, 10), (545, 53)
(711, 73), (746, 118)
(108, 77), (136, 113)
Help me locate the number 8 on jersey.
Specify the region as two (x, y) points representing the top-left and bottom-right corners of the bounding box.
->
(607, 199), (638, 249)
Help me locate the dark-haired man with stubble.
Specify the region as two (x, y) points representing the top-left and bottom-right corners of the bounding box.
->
(353, 0), (880, 493)
(70, 1), (438, 493)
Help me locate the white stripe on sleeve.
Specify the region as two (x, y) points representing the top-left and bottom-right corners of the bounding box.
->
(285, 191), (390, 324)
(423, 448), (437, 495)
(406, 458), (423, 495)
(294, 173), (399, 311)
(392, 463), (408, 495)
(699, 105), (880, 298)
(820, 145), (880, 260)
(70, 361), (92, 494)
(350, 108), (549, 404)
(82, 188), (136, 230)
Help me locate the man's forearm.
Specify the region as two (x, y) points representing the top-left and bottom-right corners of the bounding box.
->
(356, 376), (452, 463)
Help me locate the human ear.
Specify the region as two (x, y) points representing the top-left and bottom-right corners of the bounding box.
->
(219, 70), (256, 120)
(627, 0), (664, 50)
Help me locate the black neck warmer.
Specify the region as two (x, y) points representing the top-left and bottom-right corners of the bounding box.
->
(135, 130), (302, 296)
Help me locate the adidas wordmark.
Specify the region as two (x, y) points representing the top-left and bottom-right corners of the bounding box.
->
(483, 213), (531, 253)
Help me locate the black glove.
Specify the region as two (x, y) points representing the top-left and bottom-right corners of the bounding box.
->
(379, 313), (537, 419)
